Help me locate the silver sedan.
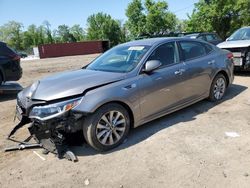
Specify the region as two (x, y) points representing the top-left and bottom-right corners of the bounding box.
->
(13, 37), (234, 155)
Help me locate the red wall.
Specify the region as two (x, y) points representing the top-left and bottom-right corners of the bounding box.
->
(38, 41), (109, 59)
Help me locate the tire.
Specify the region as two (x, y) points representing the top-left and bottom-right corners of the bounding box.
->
(208, 73), (227, 102)
(83, 103), (130, 151)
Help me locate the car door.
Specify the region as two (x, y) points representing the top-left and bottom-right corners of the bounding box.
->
(138, 42), (188, 120)
(178, 41), (214, 99)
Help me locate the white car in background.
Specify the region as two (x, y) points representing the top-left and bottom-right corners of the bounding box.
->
(217, 27), (250, 71)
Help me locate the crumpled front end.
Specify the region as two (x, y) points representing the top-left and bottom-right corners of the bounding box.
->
(9, 86), (86, 160)
(28, 111), (84, 157)
(220, 46), (250, 70)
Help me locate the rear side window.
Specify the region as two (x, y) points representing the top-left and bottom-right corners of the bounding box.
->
(206, 34), (216, 41)
(147, 42), (178, 67)
(197, 35), (207, 41)
(0, 43), (16, 57)
(204, 43), (213, 54)
(179, 41), (207, 61)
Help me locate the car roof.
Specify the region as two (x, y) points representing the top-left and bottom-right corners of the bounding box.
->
(185, 33), (199, 38)
(0, 42), (7, 46)
(120, 37), (184, 47)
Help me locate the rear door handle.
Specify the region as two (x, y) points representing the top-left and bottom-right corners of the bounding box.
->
(208, 60), (215, 65)
(174, 69), (185, 75)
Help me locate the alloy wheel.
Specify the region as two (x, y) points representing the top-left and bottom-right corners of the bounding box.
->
(213, 77), (226, 100)
(96, 110), (126, 146)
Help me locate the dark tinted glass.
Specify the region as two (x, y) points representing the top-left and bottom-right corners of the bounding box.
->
(148, 42), (178, 67)
(180, 41), (206, 61)
(0, 44), (16, 57)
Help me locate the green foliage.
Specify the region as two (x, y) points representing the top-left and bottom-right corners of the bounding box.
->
(1, 0), (249, 52)
(0, 21), (23, 50)
(70, 24), (86, 41)
(186, 0), (250, 39)
(125, 0), (146, 37)
(55, 24), (76, 43)
(125, 0), (177, 38)
(86, 12), (124, 46)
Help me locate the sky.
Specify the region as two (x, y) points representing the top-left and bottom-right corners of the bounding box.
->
(0, 0), (198, 30)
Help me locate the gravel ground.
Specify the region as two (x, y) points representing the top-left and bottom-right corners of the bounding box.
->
(1, 54), (250, 188)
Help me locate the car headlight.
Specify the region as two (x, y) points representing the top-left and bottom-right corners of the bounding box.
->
(29, 97), (82, 121)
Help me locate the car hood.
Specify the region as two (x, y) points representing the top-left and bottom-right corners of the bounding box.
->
(30, 69), (126, 101)
(217, 40), (250, 48)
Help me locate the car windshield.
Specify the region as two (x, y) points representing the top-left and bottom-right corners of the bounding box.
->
(228, 28), (250, 41)
(86, 45), (151, 73)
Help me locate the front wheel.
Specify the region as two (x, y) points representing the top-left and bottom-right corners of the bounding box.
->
(83, 103), (130, 151)
(208, 73), (227, 102)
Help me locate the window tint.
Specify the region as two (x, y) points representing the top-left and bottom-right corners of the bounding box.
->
(148, 42), (178, 67)
(204, 43), (213, 54)
(206, 34), (218, 41)
(0, 44), (16, 57)
(197, 35), (207, 41)
(180, 41), (206, 61)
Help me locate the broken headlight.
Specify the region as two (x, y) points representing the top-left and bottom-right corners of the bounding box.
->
(29, 97), (82, 121)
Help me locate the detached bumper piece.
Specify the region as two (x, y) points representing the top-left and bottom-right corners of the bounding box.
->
(6, 112), (83, 162)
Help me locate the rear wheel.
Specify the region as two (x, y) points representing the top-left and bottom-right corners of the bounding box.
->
(83, 103), (130, 151)
(208, 73), (227, 101)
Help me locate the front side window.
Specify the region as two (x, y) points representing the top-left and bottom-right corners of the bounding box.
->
(87, 45), (150, 73)
(147, 42), (178, 67)
(179, 41), (207, 61)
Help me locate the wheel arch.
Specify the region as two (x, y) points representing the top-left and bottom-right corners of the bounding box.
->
(218, 70), (229, 87)
(213, 70), (230, 87)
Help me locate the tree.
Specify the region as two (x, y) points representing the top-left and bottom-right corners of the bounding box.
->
(186, 0), (250, 39)
(70, 24), (85, 41)
(0, 21), (23, 50)
(125, 0), (178, 38)
(43, 20), (54, 44)
(56, 24), (76, 43)
(125, 0), (146, 37)
(144, 0), (177, 34)
(86, 12), (123, 46)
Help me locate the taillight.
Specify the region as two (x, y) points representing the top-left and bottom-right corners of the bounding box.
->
(227, 52), (233, 59)
(12, 55), (21, 61)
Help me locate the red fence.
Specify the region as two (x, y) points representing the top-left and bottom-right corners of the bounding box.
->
(38, 40), (109, 59)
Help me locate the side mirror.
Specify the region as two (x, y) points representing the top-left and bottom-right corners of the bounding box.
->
(143, 60), (162, 73)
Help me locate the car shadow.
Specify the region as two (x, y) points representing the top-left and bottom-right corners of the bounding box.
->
(234, 71), (250, 77)
(0, 93), (18, 102)
(69, 83), (247, 156)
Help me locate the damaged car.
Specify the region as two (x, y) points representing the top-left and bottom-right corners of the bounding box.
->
(9, 38), (234, 159)
(217, 26), (250, 71)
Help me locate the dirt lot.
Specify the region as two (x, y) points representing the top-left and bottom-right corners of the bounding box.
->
(1, 54), (250, 188)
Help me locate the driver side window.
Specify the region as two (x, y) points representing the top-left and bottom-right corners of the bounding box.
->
(147, 42), (178, 68)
